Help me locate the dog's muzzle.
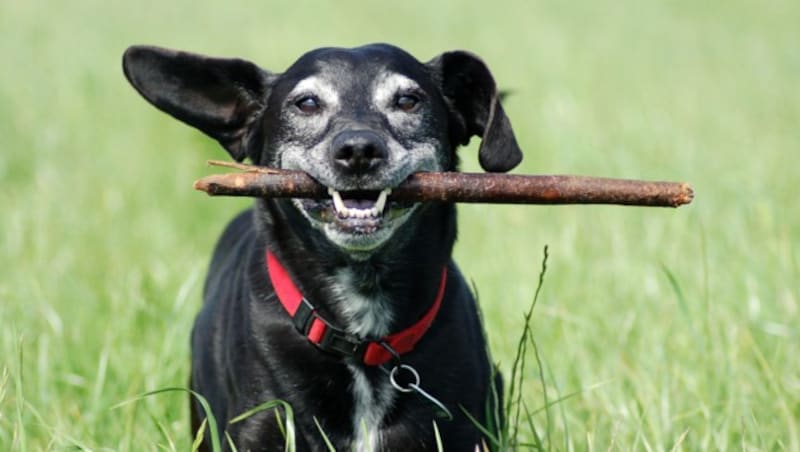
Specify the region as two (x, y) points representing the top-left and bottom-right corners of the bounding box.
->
(291, 130), (418, 253)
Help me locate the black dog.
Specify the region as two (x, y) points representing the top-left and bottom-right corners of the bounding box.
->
(123, 43), (522, 451)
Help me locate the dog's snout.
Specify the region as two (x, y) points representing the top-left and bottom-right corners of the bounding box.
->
(331, 130), (388, 174)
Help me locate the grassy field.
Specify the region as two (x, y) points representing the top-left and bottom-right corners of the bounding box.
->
(2, 0), (798, 449)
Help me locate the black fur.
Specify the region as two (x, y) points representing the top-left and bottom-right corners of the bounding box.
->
(123, 43), (521, 451)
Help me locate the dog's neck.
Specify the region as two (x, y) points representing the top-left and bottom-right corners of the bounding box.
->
(257, 199), (456, 339)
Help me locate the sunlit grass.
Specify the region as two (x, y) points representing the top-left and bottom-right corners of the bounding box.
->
(2, 0), (799, 449)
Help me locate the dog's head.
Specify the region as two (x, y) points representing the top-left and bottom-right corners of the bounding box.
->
(123, 44), (522, 253)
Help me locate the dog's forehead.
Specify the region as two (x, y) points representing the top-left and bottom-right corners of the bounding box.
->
(280, 44), (433, 92)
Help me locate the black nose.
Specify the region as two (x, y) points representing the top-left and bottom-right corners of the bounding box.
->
(331, 130), (388, 174)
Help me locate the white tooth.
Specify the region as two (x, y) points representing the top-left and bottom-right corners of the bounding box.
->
(374, 189), (390, 214)
(328, 187), (392, 220)
(331, 190), (346, 214)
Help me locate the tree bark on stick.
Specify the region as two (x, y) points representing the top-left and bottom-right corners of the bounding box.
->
(193, 160), (694, 208)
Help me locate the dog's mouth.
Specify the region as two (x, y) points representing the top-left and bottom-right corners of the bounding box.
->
(328, 187), (391, 223)
(321, 187), (415, 233)
(293, 187), (417, 251)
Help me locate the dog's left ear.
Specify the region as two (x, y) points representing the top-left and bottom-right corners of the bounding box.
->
(122, 45), (275, 161)
(428, 51), (523, 172)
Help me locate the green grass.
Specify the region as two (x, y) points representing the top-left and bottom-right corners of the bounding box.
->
(2, 0), (799, 449)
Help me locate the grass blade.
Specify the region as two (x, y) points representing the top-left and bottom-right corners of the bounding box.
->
(522, 399), (544, 451)
(460, 404), (501, 447)
(191, 418), (207, 452)
(529, 379), (615, 416)
(225, 431), (239, 452)
(148, 410), (177, 452)
(313, 416), (336, 452)
(229, 399), (296, 452)
(528, 324), (550, 448)
(661, 263), (702, 347)
(433, 420), (444, 451)
(504, 245), (549, 448)
(112, 387), (221, 452)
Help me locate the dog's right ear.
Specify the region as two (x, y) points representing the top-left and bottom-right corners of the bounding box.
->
(122, 45), (275, 161)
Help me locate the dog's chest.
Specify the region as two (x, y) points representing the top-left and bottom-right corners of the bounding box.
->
(328, 268), (394, 338)
(328, 269), (397, 450)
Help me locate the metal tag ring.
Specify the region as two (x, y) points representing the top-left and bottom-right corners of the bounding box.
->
(389, 364), (420, 393)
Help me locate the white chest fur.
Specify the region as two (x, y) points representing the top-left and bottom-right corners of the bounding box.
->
(329, 269), (397, 450)
(329, 268), (394, 338)
(349, 365), (396, 451)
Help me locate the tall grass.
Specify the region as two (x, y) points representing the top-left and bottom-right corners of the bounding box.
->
(2, 0), (799, 449)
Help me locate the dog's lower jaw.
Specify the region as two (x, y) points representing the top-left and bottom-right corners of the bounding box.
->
(291, 198), (419, 258)
(323, 222), (394, 256)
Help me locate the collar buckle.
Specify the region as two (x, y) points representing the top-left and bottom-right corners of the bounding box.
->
(291, 298), (316, 334)
(292, 297), (366, 359)
(316, 326), (366, 358)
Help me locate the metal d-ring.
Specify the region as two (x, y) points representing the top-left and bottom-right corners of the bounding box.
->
(383, 363), (454, 420)
(389, 364), (420, 393)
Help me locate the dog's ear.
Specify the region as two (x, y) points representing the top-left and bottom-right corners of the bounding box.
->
(122, 45), (275, 161)
(428, 51), (522, 172)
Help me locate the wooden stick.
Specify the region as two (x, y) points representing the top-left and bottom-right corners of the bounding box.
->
(194, 160), (694, 207)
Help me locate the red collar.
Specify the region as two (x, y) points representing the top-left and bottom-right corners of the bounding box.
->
(266, 251), (447, 366)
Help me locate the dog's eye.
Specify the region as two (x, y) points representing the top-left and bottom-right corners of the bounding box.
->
(395, 94), (420, 112)
(295, 96), (321, 114)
